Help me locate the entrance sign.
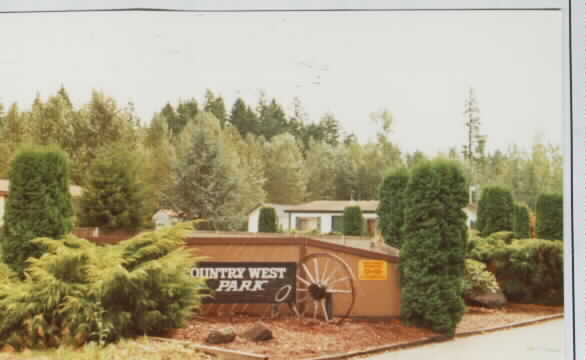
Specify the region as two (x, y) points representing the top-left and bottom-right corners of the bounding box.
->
(358, 260), (387, 280)
(192, 262), (297, 304)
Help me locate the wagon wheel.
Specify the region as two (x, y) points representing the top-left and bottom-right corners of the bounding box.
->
(292, 253), (356, 325)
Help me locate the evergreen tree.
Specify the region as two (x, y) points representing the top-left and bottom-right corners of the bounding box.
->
(536, 193), (563, 240)
(2, 146), (74, 273)
(165, 113), (242, 229)
(79, 144), (148, 231)
(258, 207), (277, 233)
(204, 90), (227, 127)
(257, 97), (288, 140)
(343, 206), (363, 236)
(263, 133), (307, 204)
(477, 186), (514, 236)
(377, 168), (409, 249)
(229, 98), (259, 136)
(400, 159), (467, 336)
(512, 203), (531, 239)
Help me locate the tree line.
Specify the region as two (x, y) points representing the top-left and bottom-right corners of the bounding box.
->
(0, 87), (563, 231)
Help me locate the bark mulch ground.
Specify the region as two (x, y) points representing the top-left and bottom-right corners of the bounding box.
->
(165, 304), (563, 360)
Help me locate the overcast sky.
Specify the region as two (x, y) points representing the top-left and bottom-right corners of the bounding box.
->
(0, 10), (562, 155)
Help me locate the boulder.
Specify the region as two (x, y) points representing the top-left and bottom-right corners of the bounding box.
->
(467, 289), (507, 308)
(206, 328), (236, 345)
(241, 322), (273, 342)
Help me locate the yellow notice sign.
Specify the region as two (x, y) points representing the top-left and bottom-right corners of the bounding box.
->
(358, 260), (388, 280)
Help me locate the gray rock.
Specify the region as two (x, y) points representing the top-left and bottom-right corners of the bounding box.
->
(206, 328), (236, 345)
(467, 289), (507, 308)
(241, 322), (273, 342)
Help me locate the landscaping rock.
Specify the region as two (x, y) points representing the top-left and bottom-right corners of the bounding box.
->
(206, 328), (236, 344)
(241, 322), (273, 342)
(467, 289), (507, 308)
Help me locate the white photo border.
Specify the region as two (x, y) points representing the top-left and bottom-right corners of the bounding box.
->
(0, 0), (578, 359)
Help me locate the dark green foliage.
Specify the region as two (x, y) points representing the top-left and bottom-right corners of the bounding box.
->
(377, 168), (409, 249)
(258, 207), (277, 233)
(535, 193), (563, 240)
(468, 235), (563, 305)
(400, 159), (468, 336)
(343, 206), (363, 236)
(512, 203), (530, 239)
(463, 259), (500, 298)
(0, 223), (207, 350)
(2, 146), (74, 273)
(79, 145), (148, 232)
(477, 186), (513, 236)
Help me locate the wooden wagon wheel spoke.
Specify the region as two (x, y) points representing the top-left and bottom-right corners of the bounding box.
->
(326, 289), (353, 294)
(296, 275), (311, 287)
(294, 253), (356, 325)
(321, 299), (330, 322)
(302, 263), (317, 284)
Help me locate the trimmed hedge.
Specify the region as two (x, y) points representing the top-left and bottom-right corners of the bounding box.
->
(400, 159), (468, 336)
(468, 234), (563, 305)
(343, 206), (363, 236)
(477, 186), (513, 236)
(377, 168), (409, 249)
(1, 146), (74, 274)
(258, 207), (277, 233)
(536, 193), (563, 241)
(512, 203), (530, 239)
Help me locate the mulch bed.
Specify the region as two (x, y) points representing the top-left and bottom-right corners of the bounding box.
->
(164, 304), (563, 360)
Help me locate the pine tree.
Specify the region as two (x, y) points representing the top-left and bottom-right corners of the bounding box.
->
(377, 168), (409, 249)
(204, 90), (227, 128)
(477, 186), (514, 236)
(79, 144), (148, 232)
(2, 146), (74, 273)
(263, 133), (307, 204)
(536, 193), (563, 240)
(343, 206), (363, 236)
(165, 113), (242, 229)
(400, 159), (467, 336)
(512, 203), (531, 239)
(258, 207), (277, 233)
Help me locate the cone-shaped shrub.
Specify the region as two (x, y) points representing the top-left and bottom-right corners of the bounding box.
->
(258, 207), (277, 233)
(512, 203), (530, 239)
(2, 146), (74, 274)
(0, 222), (207, 350)
(343, 206), (363, 236)
(536, 193), (563, 240)
(477, 186), (513, 236)
(377, 168), (409, 249)
(400, 159), (468, 336)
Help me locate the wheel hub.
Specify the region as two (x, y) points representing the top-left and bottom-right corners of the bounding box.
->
(308, 283), (328, 300)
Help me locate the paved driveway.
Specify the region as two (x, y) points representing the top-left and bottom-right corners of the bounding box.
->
(364, 319), (564, 360)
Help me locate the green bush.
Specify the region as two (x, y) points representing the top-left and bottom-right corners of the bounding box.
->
(377, 168), (409, 249)
(536, 193), (563, 240)
(79, 145), (148, 232)
(512, 203), (530, 239)
(258, 207), (277, 233)
(343, 206), (363, 236)
(2, 146), (74, 274)
(400, 159), (468, 336)
(463, 259), (500, 298)
(0, 222), (207, 350)
(477, 186), (514, 236)
(468, 235), (563, 305)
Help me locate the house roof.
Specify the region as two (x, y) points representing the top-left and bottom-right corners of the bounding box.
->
(0, 179), (82, 197)
(284, 200), (379, 213)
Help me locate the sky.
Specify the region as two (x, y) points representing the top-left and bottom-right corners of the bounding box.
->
(0, 10), (562, 155)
